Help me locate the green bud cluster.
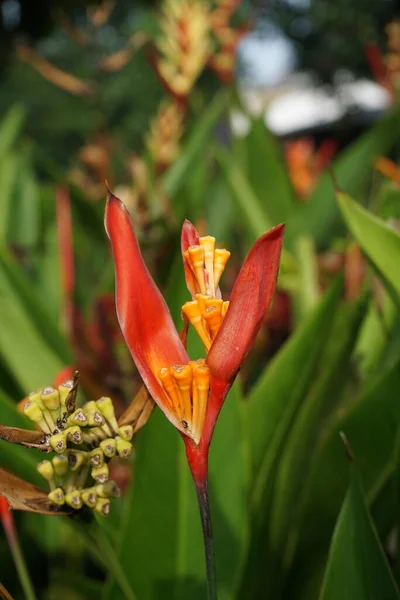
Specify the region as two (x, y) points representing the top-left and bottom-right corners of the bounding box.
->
(26, 382), (133, 516)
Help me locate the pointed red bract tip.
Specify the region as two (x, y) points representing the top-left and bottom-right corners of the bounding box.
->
(105, 192), (189, 433)
(181, 220), (201, 298)
(207, 223), (285, 384)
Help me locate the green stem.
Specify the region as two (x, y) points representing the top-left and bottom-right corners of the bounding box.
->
(89, 525), (137, 600)
(196, 479), (217, 600)
(7, 529), (37, 600)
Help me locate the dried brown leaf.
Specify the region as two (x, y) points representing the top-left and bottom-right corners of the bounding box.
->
(0, 426), (49, 451)
(65, 371), (80, 414)
(118, 385), (155, 433)
(0, 468), (71, 515)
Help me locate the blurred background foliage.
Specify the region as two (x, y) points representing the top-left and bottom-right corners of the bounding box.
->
(1, 0), (400, 599)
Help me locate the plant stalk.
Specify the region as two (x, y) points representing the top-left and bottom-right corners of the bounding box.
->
(195, 478), (217, 600)
(4, 522), (37, 600)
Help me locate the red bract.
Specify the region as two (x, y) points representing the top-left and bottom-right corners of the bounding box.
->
(105, 191), (284, 484)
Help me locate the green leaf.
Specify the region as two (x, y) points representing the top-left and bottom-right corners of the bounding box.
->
(247, 274), (343, 500)
(285, 106), (400, 248)
(0, 247), (70, 365)
(244, 119), (294, 224)
(163, 90), (228, 201)
(0, 253), (66, 390)
(0, 105), (24, 158)
(296, 361), (400, 568)
(0, 152), (18, 245)
(337, 191), (400, 299)
(319, 464), (400, 600)
(268, 294), (368, 562)
(216, 144), (271, 238)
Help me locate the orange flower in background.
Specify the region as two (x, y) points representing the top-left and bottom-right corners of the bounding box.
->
(285, 137), (337, 198)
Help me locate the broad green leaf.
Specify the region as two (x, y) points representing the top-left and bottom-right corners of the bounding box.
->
(247, 274), (343, 501)
(7, 159), (40, 248)
(216, 144), (271, 238)
(319, 465), (400, 600)
(268, 294), (367, 561)
(216, 145), (296, 274)
(296, 361), (400, 567)
(244, 119), (294, 223)
(0, 247), (70, 364)
(337, 191), (400, 299)
(0, 256), (66, 390)
(0, 153), (17, 244)
(0, 105), (24, 158)
(285, 106), (400, 248)
(355, 292), (397, 377)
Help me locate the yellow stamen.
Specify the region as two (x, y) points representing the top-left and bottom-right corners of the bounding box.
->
(203, 298), (223, 340)
(213, 249), (230, 290)
(188, 245), (206, 294)
(191, 363), (210, 444)
(159, 367), (182, 415)
(199, 236), (216, 294)
(182, 300), (211, 350)
(171, 364), (192, 424)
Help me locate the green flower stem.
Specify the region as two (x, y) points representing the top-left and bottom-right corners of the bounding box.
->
(196, 479), (217, 600)
(84, 523), (137, 600)
(5, 523), (37, 600)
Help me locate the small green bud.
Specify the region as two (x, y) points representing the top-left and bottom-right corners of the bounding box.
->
(91, 464), (109, 484)
(41, 387), (60, 411)
(83, 401), (105, 427)
(23, 401), (43, 423)
(118, 425), (133, 441)
(65, 490), (82, 510)
(28, 390), (56, 432)
(65, 426), (83, 445)
(50, 432), (67, 453)
(116, 438), (133, 459)
(89, 448), (104, 468)
(81, 488), (97, 508)
(67, 409), (87, 427)
(67, 450), (87, 471)
(100, 438), (116, 458)
(94, 497), (111, 517)
(52, 455), (69, 477)
(28, 389), (45, 410)
(96, 397), (118, 433)
(37, 460), (54, 482)
(95, 480), (120, 498)
(48, 488), (65, 506)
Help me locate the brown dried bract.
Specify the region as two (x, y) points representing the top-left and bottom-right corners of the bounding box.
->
(0, 468), (71, 515)
(117, 385), (155, 434)
(0, 426), (49, 451)
(65, 371), (80, 414)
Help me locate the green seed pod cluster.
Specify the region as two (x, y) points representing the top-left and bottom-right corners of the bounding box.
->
(27, 382), (134, 516)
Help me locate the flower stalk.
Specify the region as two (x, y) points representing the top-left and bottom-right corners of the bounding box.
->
(0, 496), (37, 600)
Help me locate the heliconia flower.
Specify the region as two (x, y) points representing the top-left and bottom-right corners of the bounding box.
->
(105, 191), (283, 597)
(105, 191), (284, 469)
